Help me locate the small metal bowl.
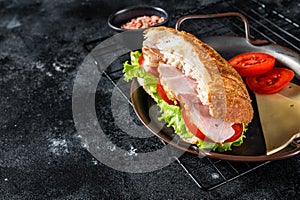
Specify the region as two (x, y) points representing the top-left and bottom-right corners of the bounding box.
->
(108, 5), (168, 32)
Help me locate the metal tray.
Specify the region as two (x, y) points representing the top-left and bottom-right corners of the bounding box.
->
(130, 12), (300, 162)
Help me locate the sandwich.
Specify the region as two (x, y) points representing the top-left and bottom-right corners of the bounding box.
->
(123, 26), (253, 151)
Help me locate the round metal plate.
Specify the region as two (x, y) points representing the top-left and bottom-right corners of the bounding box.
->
(130, 36), (300, 162)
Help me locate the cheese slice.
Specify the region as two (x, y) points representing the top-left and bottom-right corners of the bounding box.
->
(255, 83), (300, 155)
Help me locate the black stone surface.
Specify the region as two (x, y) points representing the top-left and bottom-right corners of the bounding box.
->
(1, 0), (300, 199)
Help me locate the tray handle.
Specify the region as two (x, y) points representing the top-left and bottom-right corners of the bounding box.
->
(175, 12), (269, 46)
(292, 137), (300, 149)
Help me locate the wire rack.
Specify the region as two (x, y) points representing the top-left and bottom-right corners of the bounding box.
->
(84, 0), (300, 191)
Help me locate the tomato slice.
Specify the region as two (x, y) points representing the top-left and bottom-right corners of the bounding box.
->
(156, 79), (175, 105)
(246, 67), (294, 94)
(225, 124), (243, 142)
(181, 105), (243, 143)
(229, 52), (275, 77)
(138, 53), (145, 66)
(181, 105), (207, 141)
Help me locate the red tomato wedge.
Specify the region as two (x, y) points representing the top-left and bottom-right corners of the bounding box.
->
(138, 53), (145, 66)
(181, 105), (243, 143)
(246, 67), (294, 94)
(226, 124), (243, 143)
(156, 79), (175, 105)
(229, 52), (275, 77)
(181, 105), (207, 141)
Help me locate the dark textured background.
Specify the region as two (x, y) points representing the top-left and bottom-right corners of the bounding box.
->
(1, 0), (300, 199)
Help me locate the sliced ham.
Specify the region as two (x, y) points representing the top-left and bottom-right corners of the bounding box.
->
(158, 64), (234, 143)
(158, 63), (196, 96)
(142, 47), (161, 67)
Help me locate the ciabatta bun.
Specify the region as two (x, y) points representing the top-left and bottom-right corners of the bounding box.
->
(142, 26), (253, 124)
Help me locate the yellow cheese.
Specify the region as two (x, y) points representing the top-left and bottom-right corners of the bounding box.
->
(255, 83), (300, 155)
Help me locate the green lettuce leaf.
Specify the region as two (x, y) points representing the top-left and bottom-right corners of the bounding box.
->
(123, 51), (147, 82)
(123, 51), (247, 152)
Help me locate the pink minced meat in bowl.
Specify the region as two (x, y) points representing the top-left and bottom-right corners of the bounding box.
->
(108, 5), (168, 32)
(121, 15), (165, 29)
